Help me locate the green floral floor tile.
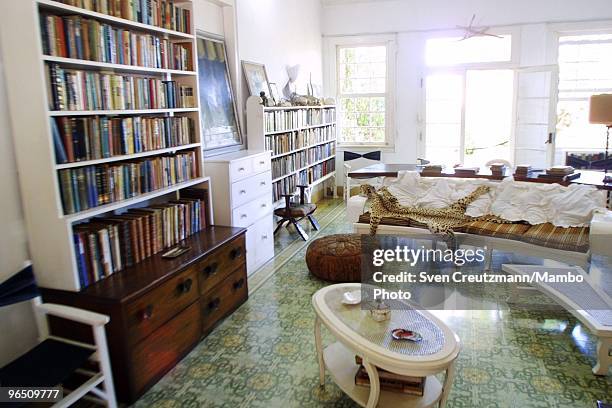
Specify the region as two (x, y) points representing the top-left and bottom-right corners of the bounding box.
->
(135, 198), (611, 408)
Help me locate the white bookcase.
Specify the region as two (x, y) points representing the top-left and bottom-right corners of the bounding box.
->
(246, 96), (337, 204)
(0, 0), (212, 291)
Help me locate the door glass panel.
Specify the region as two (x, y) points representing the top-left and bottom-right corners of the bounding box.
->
(463, 69), (514, 167)
(425, 73), (463, 165)
(514, 69), (555, 168)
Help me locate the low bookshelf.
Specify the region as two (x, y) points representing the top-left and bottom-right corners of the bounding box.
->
(246, 96), (337, 204)
(0, 0), (212, 292)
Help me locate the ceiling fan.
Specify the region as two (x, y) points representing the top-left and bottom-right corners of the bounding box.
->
(456, 14), (503, 40)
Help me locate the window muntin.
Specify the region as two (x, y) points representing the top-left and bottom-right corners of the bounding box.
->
(337, 45), (387, 145)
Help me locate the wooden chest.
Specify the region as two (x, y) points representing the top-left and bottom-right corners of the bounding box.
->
(42, 226), (247, 403)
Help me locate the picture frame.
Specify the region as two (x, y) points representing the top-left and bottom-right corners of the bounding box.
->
(269, 82), (281, 105)
(196, 33), (243, 154)
(242, 60), (272, 98)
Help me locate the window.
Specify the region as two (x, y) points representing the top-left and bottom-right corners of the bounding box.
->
(423, 35), (515, 166)
(555, 33), (612, 163)
(426, 35), (512, 66)
(336, 44), (390, 146)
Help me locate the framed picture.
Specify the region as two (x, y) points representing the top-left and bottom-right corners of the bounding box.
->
(269, 82), (280, 105)
(196, 34), (243, 153)
(242, 61), (271, 97)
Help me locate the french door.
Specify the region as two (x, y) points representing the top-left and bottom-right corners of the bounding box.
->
(514, 66), (559, 168)
(424, 66), (558, 167)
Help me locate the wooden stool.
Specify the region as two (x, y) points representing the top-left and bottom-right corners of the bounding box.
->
(274, 185), (319, 241)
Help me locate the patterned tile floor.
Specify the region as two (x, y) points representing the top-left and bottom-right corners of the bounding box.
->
(135, 198), (611, 408)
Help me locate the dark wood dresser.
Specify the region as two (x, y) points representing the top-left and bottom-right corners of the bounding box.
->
(42, 226), (247, 404)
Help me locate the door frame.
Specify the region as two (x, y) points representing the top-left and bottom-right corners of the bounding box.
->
(512, 65), (559, 168)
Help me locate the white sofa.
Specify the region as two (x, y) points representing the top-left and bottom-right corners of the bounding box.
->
(347, 172), (612, 267)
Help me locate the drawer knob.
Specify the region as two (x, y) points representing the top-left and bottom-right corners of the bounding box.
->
(241, 214), (248, 219)
(208, 298), (221, 310)
(233, 278), (245, 290)
(259, 161), (265, 165)
(260, 182), (266, 186)
(230, 247), (243, 260)
(203, 263), (218, 276)
(141, 305), (154, 321)
(239, 167), (245, 172)
(262, 234), (268, 240)
(177, 278), (193, 294)
(261, 204), (267, 208)
(240, 190), (247, 195)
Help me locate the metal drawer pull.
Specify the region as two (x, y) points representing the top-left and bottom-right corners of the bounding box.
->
(261, 204), (267, 208)
(208, 298), (221, 310)
(240, 190), (246, 195)
(238, 167), (245, 172)
(230, 247), (243, 260)
(262, 234), (268, 240)
(177, 278), (193, 294)
(203, 262), (218, 276)
(233, 278), (245, 290)
(241, 214), (248, 219)
(141, 305), (154, 321)
(259, 161), (265, 165)
(260, 182), (266, 186)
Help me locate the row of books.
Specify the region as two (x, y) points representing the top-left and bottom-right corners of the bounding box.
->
(354, 356), (425, 396)
(73, 196), (206, 287)
(58, 150), (198, 214)
(41, 14), (192, 71)
(56, 0), (192, 34)
(265, 125), (336, 156)
(298, 158), (335, 185)
(272, 151), (306, 180)
(272, 174), (297, 203)
(52, 115), (194, 164)
(271, 142), (335, 180)
(264, 108), (336, 133)
(46, 64), (195, 111)
(271, 157), (336, 201)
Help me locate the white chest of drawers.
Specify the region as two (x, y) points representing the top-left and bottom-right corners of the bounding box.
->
(204, 150), (274, 275)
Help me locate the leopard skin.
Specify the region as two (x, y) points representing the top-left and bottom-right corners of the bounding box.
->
(360, 184), (512, 245)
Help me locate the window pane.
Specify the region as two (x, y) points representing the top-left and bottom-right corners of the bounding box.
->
(556, 34), (612, 162)
(338, 45), (386, 94)
(425, 74), (462, 164)
(337, 44), (388, 144)
(464, 69), (514, 167)
(339, 96), (386, 144)
(426, 35), (512, 66)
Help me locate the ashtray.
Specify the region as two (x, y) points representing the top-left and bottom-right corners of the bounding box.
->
(391, 328), (423, 342)
(341, 290), (361, 305)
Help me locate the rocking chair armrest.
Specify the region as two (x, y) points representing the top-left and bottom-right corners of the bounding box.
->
(37, 303), (110, 327)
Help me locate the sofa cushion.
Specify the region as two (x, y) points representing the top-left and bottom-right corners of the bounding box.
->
(358, 213), (590, 253)
(463, 220), (530, 240)
(523, 223), (590, 253)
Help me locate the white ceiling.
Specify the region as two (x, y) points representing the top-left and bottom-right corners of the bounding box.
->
(321, 0), (395, 5)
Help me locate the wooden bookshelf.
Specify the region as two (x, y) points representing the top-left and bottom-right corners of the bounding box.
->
(246, 96), (337, 203)
(0, 0), (212, 292)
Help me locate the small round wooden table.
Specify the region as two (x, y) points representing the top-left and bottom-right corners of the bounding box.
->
(312, 283), (461, 408)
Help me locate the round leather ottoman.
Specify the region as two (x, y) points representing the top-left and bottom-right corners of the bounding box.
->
(306, 234), (361, 282)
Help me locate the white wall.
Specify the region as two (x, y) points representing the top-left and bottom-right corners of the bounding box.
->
(0, 44), (37, 366)
(236, 0), (323, 101)
(323, 0), (612, 35)
(323, 0), (612, 181)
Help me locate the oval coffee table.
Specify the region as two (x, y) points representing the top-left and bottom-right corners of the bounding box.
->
(312, 283), (460, 408)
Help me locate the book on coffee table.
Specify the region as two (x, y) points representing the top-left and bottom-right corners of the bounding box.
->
(354, 365), (426, 396)
(354, 355), (425, 396)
